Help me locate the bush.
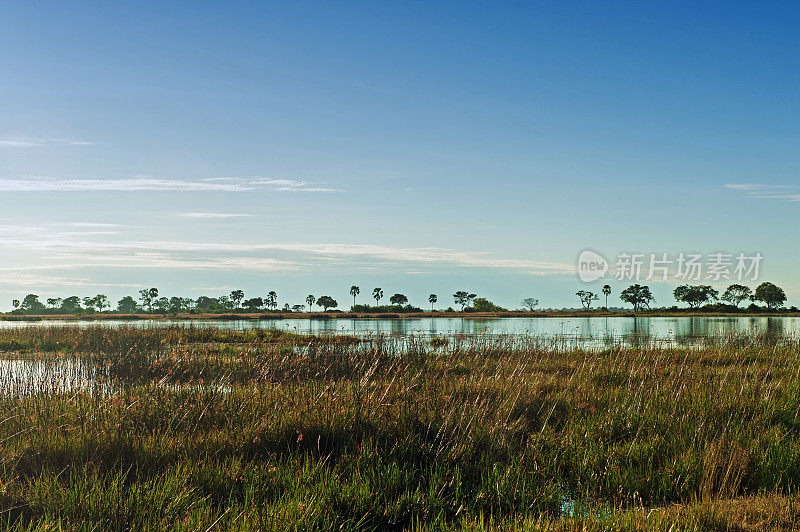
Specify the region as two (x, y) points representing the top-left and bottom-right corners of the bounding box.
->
(471, 297), (508, 312)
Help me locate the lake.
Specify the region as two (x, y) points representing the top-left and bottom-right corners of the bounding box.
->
(2, 316), (799, 347)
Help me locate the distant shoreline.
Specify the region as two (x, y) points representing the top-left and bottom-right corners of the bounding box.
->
(2, 310), (800, 322)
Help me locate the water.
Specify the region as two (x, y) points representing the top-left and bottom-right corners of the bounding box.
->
(2, 316), (799, 345)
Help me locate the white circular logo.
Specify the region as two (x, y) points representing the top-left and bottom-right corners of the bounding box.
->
(577, 249), (608, 283)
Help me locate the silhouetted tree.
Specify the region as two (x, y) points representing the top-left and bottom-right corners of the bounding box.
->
(266, 291), (278, 310)
(453, 291), (477, 311)
(620, 284), (654, 312)
(521, 298), (539, 311)
(389, 293), (408, 306)
(94, 294), (110, 312)
(576, 290), (599, 310)
(306, 295), (316, 312)
(193, 296), (217, 312)
(117, 296), (138, 313)
(721, 284), (752, 308)
(428, 294), (438, 312)
(147, 288), (159, 313)
(139, 288), (158, 313)
(372, 288), (384, 306)
(20, 294), (46, 314)
(753, 282), (787, 310)
(350, 286), (360, 307)
(673, 285), (719, 309)
(61, 296), (82, 313)
(230, 290), (245, 309)
(154, 297), (170, 312)
(602, 285), (612, 309)
(243, 297), (264, 310)
(316, 296), (338, 311)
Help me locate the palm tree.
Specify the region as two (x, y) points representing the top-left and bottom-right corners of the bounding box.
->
(428, 294), (437, 312)
(305, 295), (315, 312)
(602, 285), (612, 309)
(267, 291), (278, 310)
(350, 286), (360, 308)
(372, 288), (383, 307)
(147, 288), (159, 313)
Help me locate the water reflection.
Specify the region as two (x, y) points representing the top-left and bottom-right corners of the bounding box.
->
(1, 316), (798, 347)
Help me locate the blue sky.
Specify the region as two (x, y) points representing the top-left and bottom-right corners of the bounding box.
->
(1, 1), (798, 310)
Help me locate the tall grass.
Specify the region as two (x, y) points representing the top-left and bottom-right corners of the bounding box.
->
(0, 325), (799, 530)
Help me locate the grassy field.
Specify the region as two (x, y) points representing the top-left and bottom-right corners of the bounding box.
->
(0, 326), (799, 530)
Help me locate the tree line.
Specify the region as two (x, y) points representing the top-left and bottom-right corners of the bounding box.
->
(575, 281), (789, 312)
(5, 281), (792, 316)
(7, 287), (518, 315)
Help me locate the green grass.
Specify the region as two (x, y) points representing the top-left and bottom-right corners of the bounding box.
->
(0, 326), (799, 530)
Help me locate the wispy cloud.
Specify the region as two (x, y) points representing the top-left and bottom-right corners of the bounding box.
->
(177, 213), (251, 218)
(0, 137), (93, 148)
(724, 183), (800, 201)
(0, 229), (575, 275)
(59, 222), (124, 228)
(0, 176), (338, 193)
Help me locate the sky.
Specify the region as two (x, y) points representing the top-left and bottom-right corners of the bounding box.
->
(1, 0), (798, 311)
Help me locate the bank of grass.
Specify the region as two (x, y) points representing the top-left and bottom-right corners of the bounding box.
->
(0, 326), (799, 529)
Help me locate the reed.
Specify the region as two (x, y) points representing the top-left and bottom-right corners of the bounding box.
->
(0, 325), (798, 530)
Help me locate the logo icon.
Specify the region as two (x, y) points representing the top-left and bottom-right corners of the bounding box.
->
(577, 249), (608, 283)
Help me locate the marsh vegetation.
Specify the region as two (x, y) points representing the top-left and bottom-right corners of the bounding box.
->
(0, 326), (799, 529)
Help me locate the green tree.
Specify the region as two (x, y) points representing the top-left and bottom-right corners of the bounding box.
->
(292, 304), (305, 312)
(350, 286), (360, 308)
(316, 296), (338, 311)
(148, 288), (159, 312)
(154, 297), (170, 312)
(61, 296), (82, 314)
(753, 282), (787, 310)
(230, 290), (245, 309)
(168, 297), (193, 313)
(139, 288), (158, 313)
(602, 285), (612, 309)
(266, 291), (278, 310)
(218, 295), (233, 310)
(94, 294), (110, 312)
(46, 297), (63, 309)
(243, 297), (264, 310)
(372, 288), (384, 306)
(11, 300), (20, 311)
(195, 296), (219, 312)
(472, 298), (507, 312)
(721, 284), (752, 308)
(673, 285), (719, 309)
(575, 290), (599, 310)
(521, 298), (539, 311)
(117, 296), (138, 313)
(389, 293), (408, 306)
(428, 294), (438, 312)
(305, 295), (316, 312)
(620, 284), (654, 312)
(20, 294), (46, 314)
(453, 291), (477, 311)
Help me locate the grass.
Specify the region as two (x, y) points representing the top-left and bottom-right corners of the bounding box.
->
(0, 326), (799, 530)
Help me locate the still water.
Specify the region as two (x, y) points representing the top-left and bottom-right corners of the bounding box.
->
(2, 316), (799, 345)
